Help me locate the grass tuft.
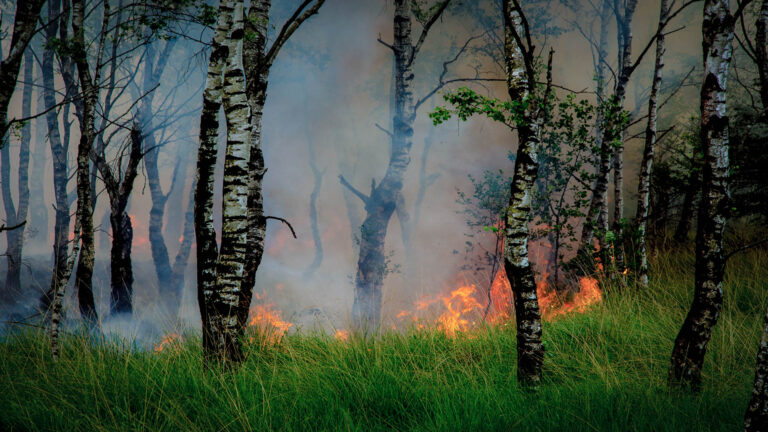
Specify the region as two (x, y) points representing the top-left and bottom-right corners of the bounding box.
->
(1, 249), (766, 431)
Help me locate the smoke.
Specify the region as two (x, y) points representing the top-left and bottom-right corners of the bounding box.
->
(0, 0), (705, 341)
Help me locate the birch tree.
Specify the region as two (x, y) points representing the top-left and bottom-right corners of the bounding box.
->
(194, 0), (323, 365)
(669, 0), (741, 391)
(0, 0), (45, 144)
(635, 0), (670, 288)
(431, 0), (553, 388)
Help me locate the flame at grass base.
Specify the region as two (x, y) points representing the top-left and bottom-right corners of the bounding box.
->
(398, 270), (602, 336)
(248, 303), (293, 345)
(153, 333), (181, 353)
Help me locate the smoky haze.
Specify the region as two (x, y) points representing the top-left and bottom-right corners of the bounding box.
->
(0, 0), (704, 342)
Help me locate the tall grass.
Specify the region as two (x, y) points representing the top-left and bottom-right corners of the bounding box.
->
(1, 248), (766, 431)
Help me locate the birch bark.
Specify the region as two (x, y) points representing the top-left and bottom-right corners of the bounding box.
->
(669, 0), (734, 391)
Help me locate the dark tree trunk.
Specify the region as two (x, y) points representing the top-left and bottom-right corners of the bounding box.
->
(40, 0), (75, 313)
(139, 37), (187, 318)
(169, 184), (195, 318)
(303, 118), (324, 279)
(71, 0), (100, 326)
(745, 306), (768, 432)
(109, 211), (133, 314)
(756, 0), (768, 113)
(350, 0), (450, 328)
(0, 0), (45, 141)
(673, 153), (702, 243)
(669, 0), (734, 391)
(1, 51), (32, 303)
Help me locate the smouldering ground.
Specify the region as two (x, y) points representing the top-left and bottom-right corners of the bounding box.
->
(0, 248), (765, 431)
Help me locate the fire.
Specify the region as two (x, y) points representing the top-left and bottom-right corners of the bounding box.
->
(153, 332), (181, 353)
(248, 303), (293, 344)
(334, 329), (349, 341)
(397, 268), (602, 336)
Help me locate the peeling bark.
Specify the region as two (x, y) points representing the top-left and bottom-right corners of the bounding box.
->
(669, 0), (734, 391)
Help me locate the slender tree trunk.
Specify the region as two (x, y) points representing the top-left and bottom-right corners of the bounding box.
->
(351, 0), (418, 328)
(502, 1), (547, 387)
(30, 50), (48, 242)
(71, 0), (100, 326)
(673, 154), (702, 243)
(578, 0), (637, 262)
(169, 183), (196, 318)
(756, 0), (768, 113)
(669, 0), (734, 391)
(0, 0), (45, 141)
(303, 119), (324, 279)
(108, 209), (133, 314)
(636, 0), (669, 287)
(140, 35), (178, 291)
(40, 0), (73, 313)
(745, 306), (768, 432)
(1, 52), (32, 303)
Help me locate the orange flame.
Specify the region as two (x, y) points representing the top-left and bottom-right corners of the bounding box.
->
(397, 267), (602, 336)
(153, 332), (181, 353)
(248, 303), (293, 344)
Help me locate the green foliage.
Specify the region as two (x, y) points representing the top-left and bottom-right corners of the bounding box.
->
(1, 249), (766, 431)
(429, 86), (525, 127)
(455, 170), (509, 278)
(532, 94), (598, 271)
(118, 0), (217, 41)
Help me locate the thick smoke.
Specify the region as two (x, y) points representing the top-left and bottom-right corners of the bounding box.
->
(0, 0), (703, 345)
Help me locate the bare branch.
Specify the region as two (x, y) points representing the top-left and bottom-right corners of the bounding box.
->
(265, 0), (326, 69)
(0, 220), (27, 233)
(410, 0), (452, 65)
(265, 216), (297, 239)
(339, 175), (370, 205)
(375, 123), (393, 139)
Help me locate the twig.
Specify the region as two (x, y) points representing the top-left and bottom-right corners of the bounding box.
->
(724, 238), (768, 262)
(266, 216), (297, 239)
(0, 221), (26, 233)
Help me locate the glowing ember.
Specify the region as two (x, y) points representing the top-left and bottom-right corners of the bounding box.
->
(334, 329), (349, 341)
(248, 303), (293, 344)
(153, 333), (181, 353)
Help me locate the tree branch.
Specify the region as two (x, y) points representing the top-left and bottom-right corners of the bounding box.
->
(410, 0), (452, 65)
(0, 220), (26, 233)
(266, 216), (297, 238)
(264, 0), (326, 69)
(339, 175), (370, 205)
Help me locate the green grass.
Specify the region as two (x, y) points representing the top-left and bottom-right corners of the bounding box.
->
(1, 248), (766, 431)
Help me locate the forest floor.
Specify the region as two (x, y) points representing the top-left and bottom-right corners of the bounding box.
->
(0, 247), (766, 431)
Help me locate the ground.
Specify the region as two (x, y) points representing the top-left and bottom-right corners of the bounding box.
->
(0, 248), (765, 431)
